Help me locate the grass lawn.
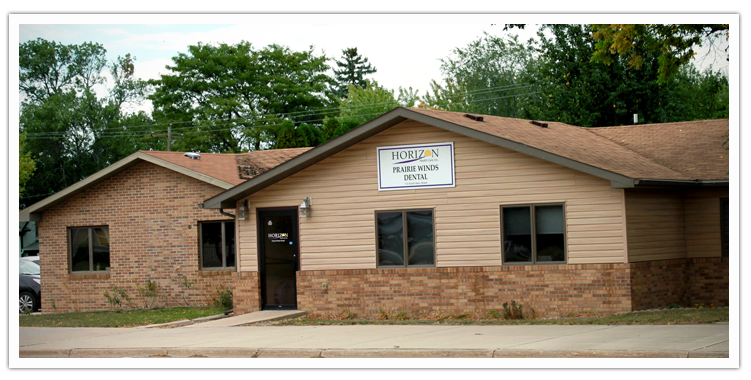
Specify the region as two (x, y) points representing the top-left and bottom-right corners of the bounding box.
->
(19, 306), (227, 328)
(273, 308), (729, 326)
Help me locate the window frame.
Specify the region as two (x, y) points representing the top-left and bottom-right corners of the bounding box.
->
(68, 225), (110, 274)
(199, 220), (236, 270)
(500, 203), (567, 265)
(375, 208), (436, 269)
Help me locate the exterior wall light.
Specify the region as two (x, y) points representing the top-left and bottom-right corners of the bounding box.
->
(299, 197), (311, 218)
(238, 200), (249, 220)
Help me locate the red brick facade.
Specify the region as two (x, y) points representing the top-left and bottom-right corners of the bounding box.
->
(231, 272), (262, 314)
(292, 258), (729, 318)
(296, 264), (633, 318)
(39, 162), (235, 313)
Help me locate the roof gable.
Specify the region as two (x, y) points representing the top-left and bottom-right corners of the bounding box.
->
(203, 108), (729, 209)
(20, 148), (311, 221)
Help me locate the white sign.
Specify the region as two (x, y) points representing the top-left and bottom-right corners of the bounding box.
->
(377, 142), (455, 191)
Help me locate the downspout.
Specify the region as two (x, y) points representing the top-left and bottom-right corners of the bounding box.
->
(219, 209), (235, 219)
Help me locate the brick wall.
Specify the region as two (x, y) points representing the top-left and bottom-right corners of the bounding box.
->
(231, 272), (261, 315)
(687, 257), (729, 307)
(629, 259), (689, 310)
(296, 264), (633, 319)
(39, 161), (234, 313)
(294, 259), (729, 318)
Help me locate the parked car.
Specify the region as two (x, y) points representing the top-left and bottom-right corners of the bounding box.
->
(19, 257), (40, 313)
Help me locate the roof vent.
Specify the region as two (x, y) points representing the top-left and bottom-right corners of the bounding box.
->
(184, 152), (201, 160)
(530, 120), (548, 128)
(464, 113), (484, 122)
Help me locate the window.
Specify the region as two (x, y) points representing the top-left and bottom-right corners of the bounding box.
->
(721, 197), (729, 258)
(501, 204), (566, 264)
(200, 221), (235, 269)
(376, 209), (434, 267)
(69, 226), (110, 272)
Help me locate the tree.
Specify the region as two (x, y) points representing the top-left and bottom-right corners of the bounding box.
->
(19, 38), (149, 205)
(425, 33), (535, 117)
(513, 24), (682, 127)
(590, 24), (729, 84)
(19, 133), (36, 198)
(321, 80), (415, 140)
(332, 47), (377, 98)
(149, 42), (334, 152)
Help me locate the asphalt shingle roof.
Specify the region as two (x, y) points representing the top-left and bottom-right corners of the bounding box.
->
(407, 108), (729, 181)
(141, 147), (312, 185)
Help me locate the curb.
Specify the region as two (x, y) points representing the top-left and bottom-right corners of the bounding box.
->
(19, 348), (730, 359)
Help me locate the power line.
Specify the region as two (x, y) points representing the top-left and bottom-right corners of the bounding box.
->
(23, 90), (542, 141)
(24, 83), (536, 138)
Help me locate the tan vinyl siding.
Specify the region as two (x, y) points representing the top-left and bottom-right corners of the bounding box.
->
(625, 190), (687, 262)
(238, 120), (627, 272)
(685, 189), (728, 258)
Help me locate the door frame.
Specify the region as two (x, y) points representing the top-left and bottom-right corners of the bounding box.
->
(256, 206), (300, 310)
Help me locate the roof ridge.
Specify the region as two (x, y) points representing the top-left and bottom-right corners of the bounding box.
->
(590, 119), (728, 129)
(581, 126), (689, 179)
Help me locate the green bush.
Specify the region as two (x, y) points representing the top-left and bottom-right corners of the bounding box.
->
(214, 288), (233, 310)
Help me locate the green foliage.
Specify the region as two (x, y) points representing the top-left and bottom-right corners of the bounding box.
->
(18, 133), (36, 198)
(591, 24), (729, 84)
(502, 301), (524, 320)
(103, 286), (132, 310)
(275, 121), (324, 149)
(423, 33), (535, 117)
(484, 310), (503, 319)
(149, 41), (334, 152)
(332, 47), (377, 98)
(19, 38), (151, 207)
(321, 80), (403, 140)
(213, 287), (233, 310)
(137, 280), (163, 308)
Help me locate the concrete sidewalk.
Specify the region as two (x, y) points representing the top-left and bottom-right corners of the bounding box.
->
(18, 322), (729, 358)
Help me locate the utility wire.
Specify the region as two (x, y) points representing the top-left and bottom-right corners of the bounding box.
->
(24, 90), (541, 140)
(24, 83), (535, 137)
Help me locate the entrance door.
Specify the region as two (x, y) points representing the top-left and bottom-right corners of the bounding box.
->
(258, 208), (298, 310)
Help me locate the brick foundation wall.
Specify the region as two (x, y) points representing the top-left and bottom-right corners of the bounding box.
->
(629, 259), (689, 310)
(296, 264), (633, 319)
(687, 257), (729, 307)
(39, 162), (234, 313)
(232, 272), (261, 315)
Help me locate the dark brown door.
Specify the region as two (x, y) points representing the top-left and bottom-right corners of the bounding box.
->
(258, 208), (298, 310)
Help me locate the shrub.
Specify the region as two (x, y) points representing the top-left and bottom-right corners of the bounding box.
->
(394, 311), (409, 320)
(378, 309), (390, 320)
(502, 301), (524, 320)
(103, 286), (132, 310)
(137, 280), (162, 308)
(484, 310), (503, 319)
(338, 308), (355, 320)
(214, 287), (233, 310)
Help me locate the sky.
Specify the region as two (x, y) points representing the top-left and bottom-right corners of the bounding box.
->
(16, 19), (541, 114)
(15, 15), (730, 115)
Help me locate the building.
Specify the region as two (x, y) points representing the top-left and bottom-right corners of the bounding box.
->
(202, 108), (730, 318)
(19, 148), (309, 312)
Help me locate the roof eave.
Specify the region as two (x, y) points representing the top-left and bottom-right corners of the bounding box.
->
(632, 179), (730, 189)
(203, 109), (410, 209)
(19, 151), (235, 221)
(204, 107), (642, 208)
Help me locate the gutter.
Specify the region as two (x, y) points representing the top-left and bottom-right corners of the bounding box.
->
(633, 179), (729, 188)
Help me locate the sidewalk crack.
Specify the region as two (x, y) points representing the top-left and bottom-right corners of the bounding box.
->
(502, 325), (618, 349)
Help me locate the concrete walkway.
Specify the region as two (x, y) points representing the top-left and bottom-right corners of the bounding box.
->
(18, 319), (729, 358)
(176, 310), (306, 328)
